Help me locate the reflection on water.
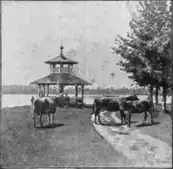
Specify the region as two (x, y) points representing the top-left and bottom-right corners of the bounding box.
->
(2, 94), (172, 108)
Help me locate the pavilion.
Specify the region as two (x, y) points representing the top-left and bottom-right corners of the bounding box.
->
(30, 43), (92, 102)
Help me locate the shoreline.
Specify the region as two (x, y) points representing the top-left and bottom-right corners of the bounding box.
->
(2, 103), (94, 110)
(2, 93), (149, 96)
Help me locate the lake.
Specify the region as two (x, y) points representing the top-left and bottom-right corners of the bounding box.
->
(2, 94), (172, 108)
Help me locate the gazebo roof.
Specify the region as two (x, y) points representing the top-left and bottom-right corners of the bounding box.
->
(45, 56), (78, 64)
(45, 46), (78, 65)
(30, 72), (92, 85)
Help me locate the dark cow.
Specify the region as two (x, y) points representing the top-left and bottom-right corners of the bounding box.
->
(119, 97), (155, 127)
(92, 94), (139, 125)
(31, 95), (70, 128)
(52, 94), (70, 108)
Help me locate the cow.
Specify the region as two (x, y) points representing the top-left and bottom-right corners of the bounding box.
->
(119, 97), (155, 127)
(52, 93), (70, 108)
(31, 94), (70, 128)
(92, 94), (139, 125)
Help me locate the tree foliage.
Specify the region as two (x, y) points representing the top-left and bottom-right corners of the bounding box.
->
(112, 0), (172, 91)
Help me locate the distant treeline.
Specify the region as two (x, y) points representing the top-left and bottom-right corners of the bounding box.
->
(85, 87), (148, 95)
(2, 85), (148, 95)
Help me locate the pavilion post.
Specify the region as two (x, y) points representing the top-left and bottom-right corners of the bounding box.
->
(81, 85), (84, 101)
(68, 65), (70, 73)
(43, 84), (45, 97)
(75, 85), (78, 102)
(62, 85), (64, 93)
(38, 84), (41, 97)
(47, 84), (49, 96)
(59, 84), (64, 94)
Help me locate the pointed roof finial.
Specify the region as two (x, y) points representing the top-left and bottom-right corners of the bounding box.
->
(60, 36), (64, 50)
(61, 36), (63, 45)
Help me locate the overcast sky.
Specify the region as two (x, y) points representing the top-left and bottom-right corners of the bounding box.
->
(2, 1), (138, 88)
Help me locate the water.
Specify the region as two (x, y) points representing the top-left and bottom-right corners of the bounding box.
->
(2, 94), (172, 109)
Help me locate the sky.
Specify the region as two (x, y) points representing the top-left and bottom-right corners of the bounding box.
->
(2, 1), (139, 88)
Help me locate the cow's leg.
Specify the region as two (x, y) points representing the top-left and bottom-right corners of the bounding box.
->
(143, 111), (148, 123)
(123, 111), (128, 124)
(52, 113), (55, 125)
(51, 113), (54, 125)
(128, 111), (132, 128)
(119, 110), (123, 124)
(94, 107), (98, 124)
(148, 110), (155, 124)
(92, 103), (96, 117)
(97, 108), (103, 125)
(98, 111), (102, 125)
(40, 113), (43, 127)
(120, 110), (125, 124)
(124, 111), (128, 124)
(48, 113), (51, 125)
(50, 113), (52, 125)
(33, 112), (36, 128)
(95, 113), (98, 124)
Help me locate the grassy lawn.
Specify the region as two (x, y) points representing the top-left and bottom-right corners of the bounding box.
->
(1, 106), (131, 168)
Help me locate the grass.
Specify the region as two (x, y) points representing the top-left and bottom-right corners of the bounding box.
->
(1, 106), (131, 168)
(139, 104), (172, 147)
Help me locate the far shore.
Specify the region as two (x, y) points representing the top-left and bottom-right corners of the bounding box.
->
(2, 93), (148, 96)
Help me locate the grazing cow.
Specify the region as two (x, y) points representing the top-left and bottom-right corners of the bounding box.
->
(92, 95), (139, 125)
(31, 97), (57, 128)
(119, 97), (155, 127)
(53, 94), (70, 108)
(31, 95), (70, 128)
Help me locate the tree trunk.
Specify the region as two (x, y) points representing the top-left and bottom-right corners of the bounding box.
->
(155, 85), (159, 105)
(162, 86), (167, 113)
(172, 85), (173, 115)
(149, 85), (154, 103)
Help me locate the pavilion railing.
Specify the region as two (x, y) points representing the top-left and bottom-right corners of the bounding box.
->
(50, 67), (73, 73)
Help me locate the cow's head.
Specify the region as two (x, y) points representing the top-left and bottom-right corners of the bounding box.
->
(125, 94), (139, 101)
(132, 94), (140, 101)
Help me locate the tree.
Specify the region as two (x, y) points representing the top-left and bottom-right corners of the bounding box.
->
(112, 0), (172, 110)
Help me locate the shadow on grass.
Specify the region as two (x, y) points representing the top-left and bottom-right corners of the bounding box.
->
(135, 121), (160, 128)
(101, 122), (124, 127)
(36, 123), (64, 129)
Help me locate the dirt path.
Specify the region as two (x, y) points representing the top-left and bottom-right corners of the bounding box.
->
(91, 111), (172, 167)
